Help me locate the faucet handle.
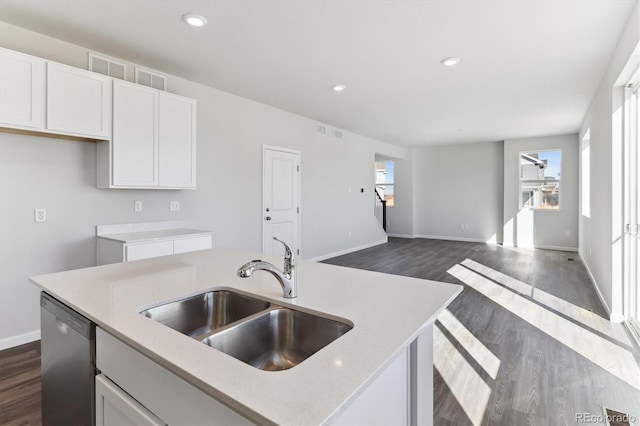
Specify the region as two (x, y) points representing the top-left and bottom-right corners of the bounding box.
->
(272, 237), (295, 264)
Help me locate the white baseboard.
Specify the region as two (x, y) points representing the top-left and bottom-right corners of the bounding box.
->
(533, 244), (578, 252)
(0, 329), (40, 351)
(579, 253), (617, 322)
(387, 233), (415, 239)
(414, 234), (489, 243)
(305, 238), (388, 262)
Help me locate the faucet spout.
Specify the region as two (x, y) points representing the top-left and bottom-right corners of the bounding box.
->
(237, 238), (297, 298)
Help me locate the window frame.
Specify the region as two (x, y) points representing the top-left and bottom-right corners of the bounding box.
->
(519, 149), (562, 211)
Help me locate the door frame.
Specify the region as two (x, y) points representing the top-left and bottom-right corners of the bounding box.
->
(623, 68), (640, 345)
(262, 144), (301, 257)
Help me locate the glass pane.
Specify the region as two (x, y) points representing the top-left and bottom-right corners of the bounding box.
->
(520, 151), (561, 209)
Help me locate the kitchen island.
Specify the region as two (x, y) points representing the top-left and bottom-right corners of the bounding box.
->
(30, 248), (462, 425)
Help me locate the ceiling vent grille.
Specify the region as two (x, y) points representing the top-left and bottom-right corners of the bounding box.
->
(135, 67), (167, 91)
(315, 124), (328, 136)
(333, 129), (343, 140)
(88, 53), (126, 80)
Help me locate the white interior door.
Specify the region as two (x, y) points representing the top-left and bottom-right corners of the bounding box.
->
(263, 146), (300, 256)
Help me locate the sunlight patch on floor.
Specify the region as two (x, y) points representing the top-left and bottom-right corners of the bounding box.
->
(434, 325), (491, 426)
(448, 264), (640, 390)
(460, 258), (632, 345)
(438, 308), (501, 379)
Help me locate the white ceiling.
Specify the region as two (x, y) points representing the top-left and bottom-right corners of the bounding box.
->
(0, 0), (636, 147)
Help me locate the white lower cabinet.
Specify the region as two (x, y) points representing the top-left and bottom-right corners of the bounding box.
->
(96, 374), (165, 426)
(97, 233), (213, 265)
(125, 241), (174, 262)
(173, 235), (212, 254)
(96, 328), (249, 425)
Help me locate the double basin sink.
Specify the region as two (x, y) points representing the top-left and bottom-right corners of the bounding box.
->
(140, 290), (352, 371)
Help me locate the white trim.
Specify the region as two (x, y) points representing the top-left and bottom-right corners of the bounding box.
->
(0, 330), (40, 351)
(531, 244), (578, 252)
(414, 234), (488, 243)
(580, 254), (619, 322)
(304, 238), (388, 262)
(387, 233), (416, 239)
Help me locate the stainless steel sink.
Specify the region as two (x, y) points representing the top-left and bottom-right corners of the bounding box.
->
(140, 290), (271, 339)
(141, 289), (352, 370)
(202, 307), (353, 371)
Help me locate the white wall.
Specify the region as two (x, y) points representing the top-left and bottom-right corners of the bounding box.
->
(578, 1), (640, 320)
(0, 22), (389, 348)
(503, 134), (579, 251)
(410, 141), (504, 243)
(386, 153), (415, 237)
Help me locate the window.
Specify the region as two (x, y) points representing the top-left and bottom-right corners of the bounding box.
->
(520, 150), (561, 210)
(375, 161), (394, 206)
(581, 130), (591, 217)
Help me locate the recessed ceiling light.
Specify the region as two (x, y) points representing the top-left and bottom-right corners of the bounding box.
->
(332, 85), (347, 92)
(182, 13), (208, 27)
(441, 57), (460, 67)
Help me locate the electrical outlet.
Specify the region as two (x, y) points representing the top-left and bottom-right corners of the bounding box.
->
(134, 201), (142, 212)
(565, 230), (571, 237)
(170, 201), (180, 211)
(34, 208), (46, 223)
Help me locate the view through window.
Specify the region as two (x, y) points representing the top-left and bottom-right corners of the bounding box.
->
(375, 161), (394, 206)
(520, 150), (561, 210)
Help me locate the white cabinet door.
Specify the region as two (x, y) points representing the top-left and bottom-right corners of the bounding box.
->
(0, 48), (45, 130)
(47, 62), (111, 138)
(331, 348), (409, 425)
(125, 241), (173, 261)
(96, 374), (165, 426)
(112, 80), (158, 187)
(173, 235), (212, 254)
(158, 92), (196, 188)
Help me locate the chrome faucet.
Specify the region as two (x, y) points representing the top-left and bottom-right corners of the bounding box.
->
(237, 237), (297, 298)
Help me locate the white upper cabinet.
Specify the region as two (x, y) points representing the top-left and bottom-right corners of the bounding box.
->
(0, 48), (46, 130)
(0, 48), (197, 190)
(0, 47), (110, 139)
(112, 80), (158, 187)
(47, 62), (111, 139)
(98, 80), (197, 189)
(158, 92), (196, 188)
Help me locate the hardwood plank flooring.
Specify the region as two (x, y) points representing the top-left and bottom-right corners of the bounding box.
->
(0, 341), (41, 426)
(1, 238), (638, 426)
(323, 237), (640, 426)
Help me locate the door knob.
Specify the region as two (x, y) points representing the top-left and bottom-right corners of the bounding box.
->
(265, 216), (272, 221)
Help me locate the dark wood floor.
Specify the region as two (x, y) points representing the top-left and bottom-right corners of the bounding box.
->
(323, 237), (640, 426)
(1, 238), (638, 426)
(0, 340), (41, 426)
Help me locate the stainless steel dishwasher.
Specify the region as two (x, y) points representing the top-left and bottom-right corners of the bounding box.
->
(41, 292), (96, 426)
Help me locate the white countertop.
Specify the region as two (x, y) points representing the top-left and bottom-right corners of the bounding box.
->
(30, 248), (461, 425)
(97, 228), (213, 243)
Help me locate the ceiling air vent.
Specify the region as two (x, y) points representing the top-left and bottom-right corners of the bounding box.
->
(333, 129), (343, 140)
(315, 124), (328, 136)
(135, 67), (167, 91)
(88, 53), (126, 80)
